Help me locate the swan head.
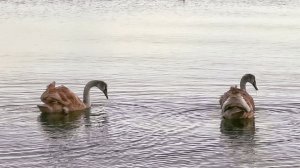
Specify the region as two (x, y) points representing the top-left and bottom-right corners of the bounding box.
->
(241, 74), (258, 90)
(95, 80), (108, 99)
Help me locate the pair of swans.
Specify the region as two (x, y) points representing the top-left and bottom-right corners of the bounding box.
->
(38, 74), (258, 119)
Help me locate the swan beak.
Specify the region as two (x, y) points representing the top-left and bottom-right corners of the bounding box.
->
(103, 89), (108, 99)
(253, 81), (258, 90)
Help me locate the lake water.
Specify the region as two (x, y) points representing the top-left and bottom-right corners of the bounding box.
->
(1, 0), (300, 167)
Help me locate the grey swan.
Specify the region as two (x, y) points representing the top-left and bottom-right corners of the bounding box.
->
(219, 74), (258, 119)
(38, 80), (108, 113)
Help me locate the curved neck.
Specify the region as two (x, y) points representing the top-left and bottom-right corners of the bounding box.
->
(83, 81), (98, 107)
(240, 77), (247, 90)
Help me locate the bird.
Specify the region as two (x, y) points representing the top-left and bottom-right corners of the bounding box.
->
(37, 80), (108, 113)
(219, 74), (258, 119)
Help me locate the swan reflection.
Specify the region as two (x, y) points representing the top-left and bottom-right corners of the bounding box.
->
(38, 109), (108, 139)
(220, 118), (255, 136)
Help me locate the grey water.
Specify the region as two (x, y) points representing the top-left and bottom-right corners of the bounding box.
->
(1, 0), (300, 167)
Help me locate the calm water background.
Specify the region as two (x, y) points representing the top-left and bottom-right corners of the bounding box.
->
(1, 0), (300, 167)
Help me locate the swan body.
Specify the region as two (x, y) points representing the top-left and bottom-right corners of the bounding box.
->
(38, 80), (108, 113)
(219, 74), (258, 119)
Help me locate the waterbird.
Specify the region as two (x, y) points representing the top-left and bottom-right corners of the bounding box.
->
(38, 80), (108, 113)
(219, 74), (258, 119)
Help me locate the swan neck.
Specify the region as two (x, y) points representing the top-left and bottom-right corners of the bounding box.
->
(240, 77), (247, 90)
(83, 82), (95, 107)
(83, 80), (108, 107)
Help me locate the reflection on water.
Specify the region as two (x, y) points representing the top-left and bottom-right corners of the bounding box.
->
(38, 109), (108, 139)
(220, 119), (256, 167)
(39, 110), (87, 127)
(38, 110), (111, 168)
(38, 110), (88, 139)
(220, 118), (256, 136)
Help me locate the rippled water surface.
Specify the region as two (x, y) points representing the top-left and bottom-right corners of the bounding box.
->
(1, 0), (300, 167)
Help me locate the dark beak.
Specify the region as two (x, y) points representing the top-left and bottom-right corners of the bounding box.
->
(103, 89), (108, 99)
(253, 81), (258, 90)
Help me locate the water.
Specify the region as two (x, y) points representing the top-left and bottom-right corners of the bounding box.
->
(1, 0), (300, 167)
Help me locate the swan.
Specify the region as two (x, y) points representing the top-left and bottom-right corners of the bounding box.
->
(37, 80), (108, 113)
(219, 74), (258, 119)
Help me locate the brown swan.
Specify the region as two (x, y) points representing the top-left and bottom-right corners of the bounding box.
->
(219, 74), (258, 119)
(37, 80), (108, 113)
